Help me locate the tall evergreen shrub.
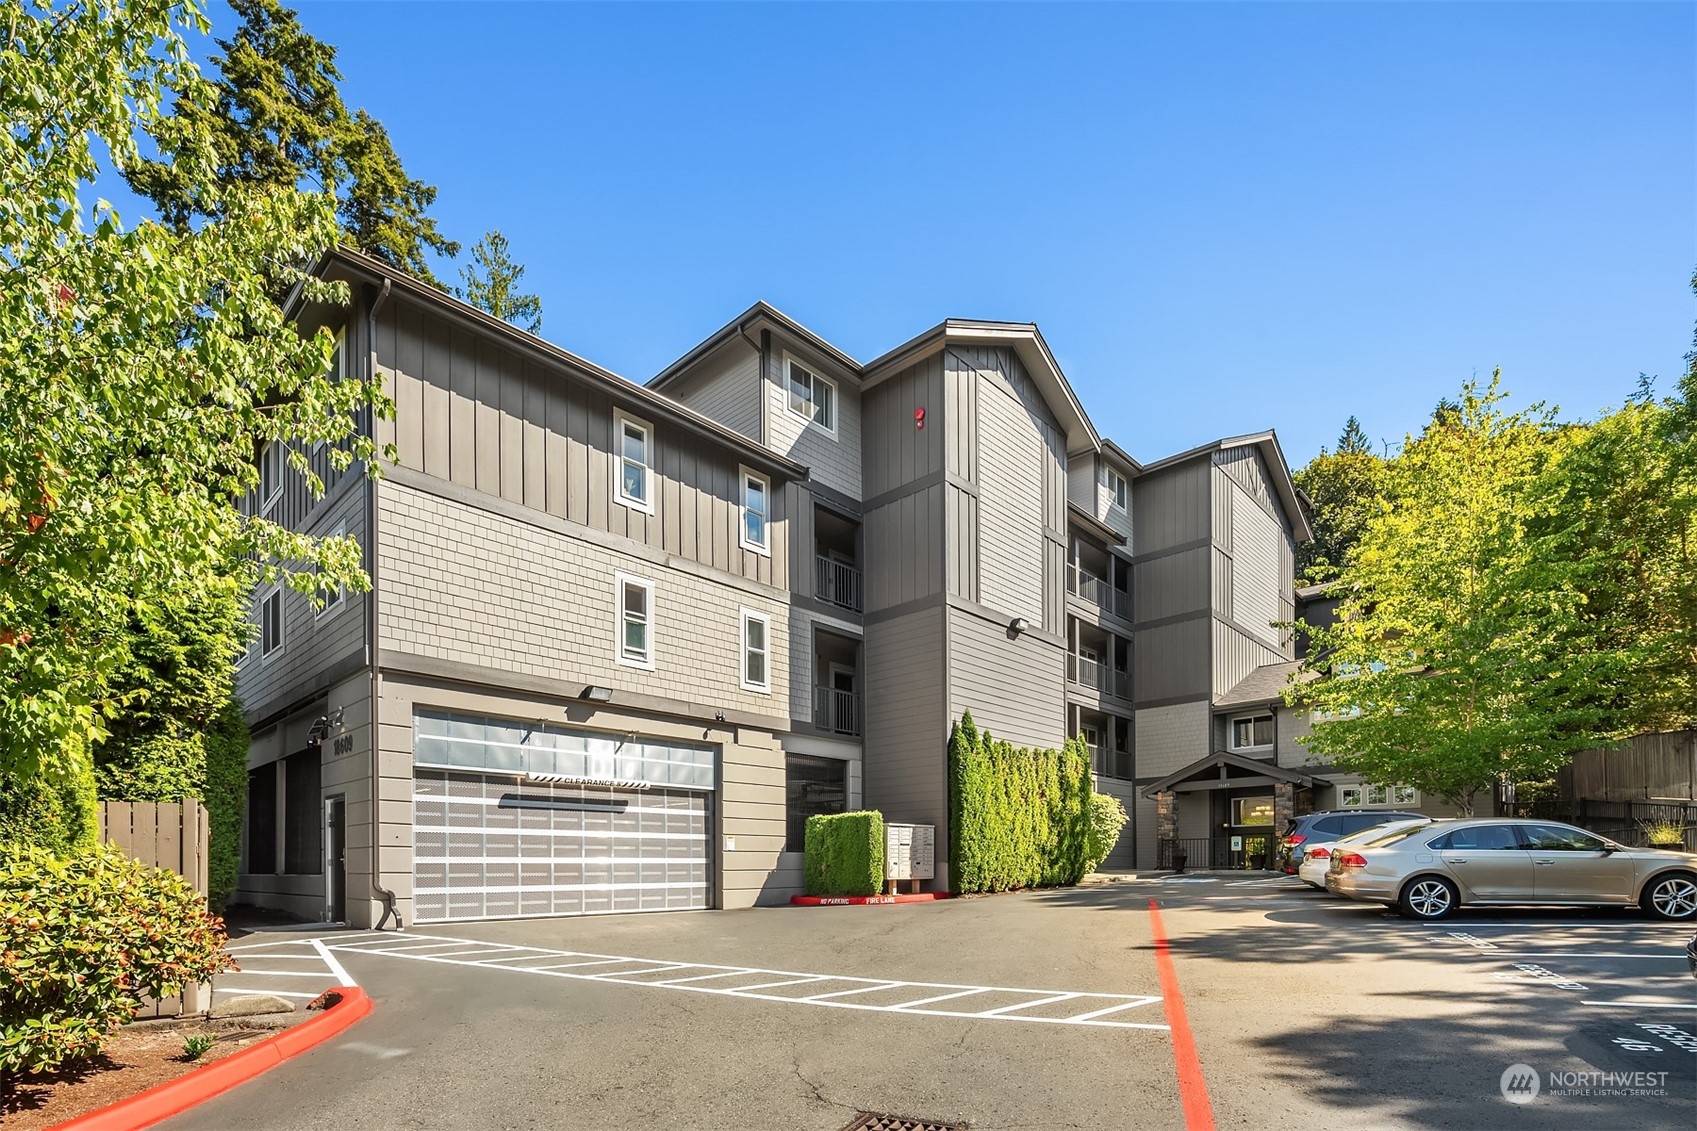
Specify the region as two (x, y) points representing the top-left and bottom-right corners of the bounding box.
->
(947, 710), (1094, 893)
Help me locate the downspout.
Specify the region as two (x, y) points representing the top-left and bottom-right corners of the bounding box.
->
(364, 279), (401, 930)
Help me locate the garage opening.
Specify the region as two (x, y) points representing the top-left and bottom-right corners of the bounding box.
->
(411, 710), (715, 923)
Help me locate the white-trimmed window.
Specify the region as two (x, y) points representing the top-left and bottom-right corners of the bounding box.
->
(785, 356), (836, 436)
(315, 522), (346, 619)
(1230, 713), (1274, 750)
(1339, 783), (1420, 808)
(260, 586), (284, 659)
(740, 609), (770, 693)
(259, 441), (285, 517)
(1101, 465), (1128, 511)
(614, 411), (654, 515)
(615, 573), (655, 669)
(740, 469), (770, 553)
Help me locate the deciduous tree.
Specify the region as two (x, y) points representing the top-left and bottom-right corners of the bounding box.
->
(1, 0), (381, 788)
(1295, 377), (1605, 813)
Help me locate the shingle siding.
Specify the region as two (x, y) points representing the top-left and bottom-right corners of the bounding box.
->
(376, 479), (789, 718)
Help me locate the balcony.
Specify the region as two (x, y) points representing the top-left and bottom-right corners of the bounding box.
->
(814, 685), (862, 737)
(1068, 654), (1132, 701)
(1068, 567), (1131, 622)
(815, 555), (863, 613)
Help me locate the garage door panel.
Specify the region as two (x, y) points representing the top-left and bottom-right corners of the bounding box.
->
(412, 767), (711, 924)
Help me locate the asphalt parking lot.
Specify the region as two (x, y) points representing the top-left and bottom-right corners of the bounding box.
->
(170, 877), (1695, 1131)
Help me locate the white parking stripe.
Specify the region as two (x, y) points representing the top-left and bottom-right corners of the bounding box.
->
(885, 988), (986, 1009)
(1493, 953), (1686, 960)
(1065, 999), (1162, 1022)
(730, 976), (830, 992)
(217, 990), (325, 1000)
(651, 970), (755, 985)
(1580, 1000), (1697, 1010)
(324, 933), (1168, 1031)
(973, 993), (1080, 1016)
(312, 938), (357, 987)
(221, 969), (345, 978)
(802, 983), (916, 1002)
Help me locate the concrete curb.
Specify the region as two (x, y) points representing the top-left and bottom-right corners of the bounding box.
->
(52, 986), (372, 1131)
(789, 893), (952, 906)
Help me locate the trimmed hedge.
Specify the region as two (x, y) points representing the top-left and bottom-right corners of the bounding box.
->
(0, 843), (233, 1080)
(804, 810), (886, 896)
(948, 710), (1093, 893)
(1084, 792), (1130, 875)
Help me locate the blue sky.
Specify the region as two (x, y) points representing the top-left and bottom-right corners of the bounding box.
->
(194, 2), (1697, 464)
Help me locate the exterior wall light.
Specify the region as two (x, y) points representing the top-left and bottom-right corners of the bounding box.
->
(580, 686), (614, 702)
(1008, 617), (1029, 636)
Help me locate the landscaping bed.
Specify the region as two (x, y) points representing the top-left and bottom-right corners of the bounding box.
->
(0, 1016), (294, 1130)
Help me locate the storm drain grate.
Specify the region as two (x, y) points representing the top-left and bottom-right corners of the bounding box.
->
(840, 1114), (967, 1131)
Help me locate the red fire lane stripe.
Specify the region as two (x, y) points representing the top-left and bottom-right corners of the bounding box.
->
(1148, 898), (1217, 1131)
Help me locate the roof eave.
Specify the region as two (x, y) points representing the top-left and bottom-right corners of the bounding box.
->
(320, 248), (809, 481)
(863, 320), (1101, 457)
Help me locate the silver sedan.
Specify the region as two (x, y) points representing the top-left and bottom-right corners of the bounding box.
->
(1326, 818), (1697, 921)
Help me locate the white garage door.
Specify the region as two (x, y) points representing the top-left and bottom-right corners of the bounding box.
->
(410, 711), (715, 924)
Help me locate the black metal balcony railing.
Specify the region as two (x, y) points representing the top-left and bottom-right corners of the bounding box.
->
(1067, 655), (1132, 701)
(815, 555), (863, 613)
(1068, 568), (1131, 621)
(1087, 744), (1133, 781)
(814, 686), (862, 738)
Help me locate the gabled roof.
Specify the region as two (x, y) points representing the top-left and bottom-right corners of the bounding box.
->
(1215, 661), (1315, 710)
(1100, 438), (1143, 475)
(1140, 749), (1327, 797)
(1138, 430), (1312, 542)
(646, 300), (862, 391)
(862, 319), (1101, 457)
(311, 247), (809, 481)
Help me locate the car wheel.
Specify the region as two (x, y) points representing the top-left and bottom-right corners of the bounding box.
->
(1399, 876), (1459, 921)
(1641, 873), (1697, 921)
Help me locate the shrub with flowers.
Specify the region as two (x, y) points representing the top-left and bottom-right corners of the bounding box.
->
(1, 842), (234, 1083)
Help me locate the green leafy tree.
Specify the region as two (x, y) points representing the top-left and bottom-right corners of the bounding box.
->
(1, 0), (381, 790)
(1293, 416), (1387, 582)
(1529, 393), (1697, 735)
(457, 230), (543, 332)
(125, 0), (457, 283)
(1294, 376), (1611, 813)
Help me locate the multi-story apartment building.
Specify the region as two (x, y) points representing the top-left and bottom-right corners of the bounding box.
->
(234, 247), (1318, 927)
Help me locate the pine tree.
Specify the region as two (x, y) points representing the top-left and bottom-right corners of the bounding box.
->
(457, 231), (544, 333)
(126, 0), (457, 284)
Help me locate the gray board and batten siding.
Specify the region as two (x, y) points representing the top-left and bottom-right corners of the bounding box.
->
(370, 292), (790, 590)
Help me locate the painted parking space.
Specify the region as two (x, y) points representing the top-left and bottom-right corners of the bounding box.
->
(211, 931), (371, 1006)
(315, 929), (1170, 1031)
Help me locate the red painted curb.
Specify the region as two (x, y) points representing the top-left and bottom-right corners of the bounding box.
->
(1147, 899), (1215, 1131)
(52, 986), (372, 1131)
(789, 893), (952, 905)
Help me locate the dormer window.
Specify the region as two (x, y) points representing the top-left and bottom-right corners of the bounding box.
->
(1101, 465), (1128, 511)
(786, 356), (836, 436)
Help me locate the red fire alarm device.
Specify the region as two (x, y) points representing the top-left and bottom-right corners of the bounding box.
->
(914, 407), (926, 430)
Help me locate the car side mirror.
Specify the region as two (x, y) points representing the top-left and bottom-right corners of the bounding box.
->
(1600, 843), (1620, 854)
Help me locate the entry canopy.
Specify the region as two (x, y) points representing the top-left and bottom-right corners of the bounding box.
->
(1141, 750), (1328, 798)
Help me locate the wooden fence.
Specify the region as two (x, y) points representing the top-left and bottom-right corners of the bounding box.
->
(1557, 730), (1697, 804)
(99, 800), (211, 1017)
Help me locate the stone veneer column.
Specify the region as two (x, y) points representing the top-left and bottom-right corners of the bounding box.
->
(1273, 781), (1295, 834)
